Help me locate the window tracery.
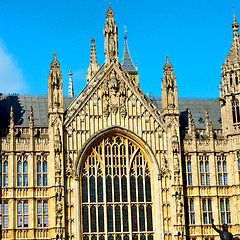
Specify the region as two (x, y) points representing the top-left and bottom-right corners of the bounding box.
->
(17, 155), (28, 186)
(232, 99), (240, 124)
(199, 156), (210, 185)
(81, 135), (153, 240)
(37, 155), (48, 186)
(217, 156), (228, 185)
(0, 155), (8, 187)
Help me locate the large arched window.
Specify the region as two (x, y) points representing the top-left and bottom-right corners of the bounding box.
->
(81, 135), (154, 240)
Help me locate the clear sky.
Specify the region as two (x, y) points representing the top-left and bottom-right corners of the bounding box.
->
(0, 0), (238, 98)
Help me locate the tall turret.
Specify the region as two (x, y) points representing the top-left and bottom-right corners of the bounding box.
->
(103, 4), (118, 64)
(121, 27), (138, 84)
(161, 56), (179, 116)
(48, 53), (63, 114)
(86, 38), (99, 82)
(219, 8), (240, 135)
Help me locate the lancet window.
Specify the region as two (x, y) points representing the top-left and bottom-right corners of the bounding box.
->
(199, 156), (210, 185)
(81, 135), (153, 240)
(37, 155), (48, 186)
(37, 201), (48, 227)
(202, 199), (212, 224)
(0, 155), (8, 187)
(232, 99), (240, 124)
(17, 201), (28, 227)
(17, 155), (28, 186)
(183, 155), (192, 186)
(217, 156), (228, 185)
(220, 199), (231, 224)
(186, 199), (195, 225)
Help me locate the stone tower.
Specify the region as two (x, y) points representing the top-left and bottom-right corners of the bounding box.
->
(48, 53), (65, 239)
(219, 11), (240, 136)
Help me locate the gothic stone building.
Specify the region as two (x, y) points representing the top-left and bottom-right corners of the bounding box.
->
(0, 4), (240, 240)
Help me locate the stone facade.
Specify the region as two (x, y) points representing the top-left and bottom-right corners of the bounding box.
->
(0, 4), (240, 240)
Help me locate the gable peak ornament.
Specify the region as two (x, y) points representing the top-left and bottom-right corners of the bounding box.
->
(104, 4), (118, 64)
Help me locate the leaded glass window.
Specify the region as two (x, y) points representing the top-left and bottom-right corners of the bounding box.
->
(81, 135), (154, 239)
(0, 155), (8, 187)
(183, 155), (192, 186)
(199, 156), (210, 185)
(217, 156), (228, 185)
(37, 155), (48, 186)
(17, 156), (28, 186)
(17, 201), (28, 227)
(188, 199), (195, 225)
(37, 201), (48, 227)
(202, 199), (212, 224)
(220, 199), (231, 224)
(0, 201), (8, 228)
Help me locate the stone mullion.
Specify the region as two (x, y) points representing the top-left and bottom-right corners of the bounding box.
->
(102, 141), (108, 239)
(126, 139), (132, 240)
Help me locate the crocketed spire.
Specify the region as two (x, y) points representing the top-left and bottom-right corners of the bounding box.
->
(86, 38), (99, 82)
(121, 26), (138, 75)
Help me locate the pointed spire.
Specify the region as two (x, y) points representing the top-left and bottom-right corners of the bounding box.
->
(121, 26), (138, 79)
(106, 3), (114, 17)
(68, 70), (74, 97)
(231, 6), (240, 41)
(103, 4), (118, 63)
(86, 38), (99, 82)
(50, 52), (60, 70)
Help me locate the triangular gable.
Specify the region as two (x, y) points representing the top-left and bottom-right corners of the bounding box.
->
(64, 61), (166, 132)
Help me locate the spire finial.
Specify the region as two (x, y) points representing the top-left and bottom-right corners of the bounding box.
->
(166, 55), (169, 63)
(50, 52), (60, 70)
(231, 6), (240, 40)
(124, 26), (128, 40)
(68, 70), (74, 97)
(163, 55), (173, 72)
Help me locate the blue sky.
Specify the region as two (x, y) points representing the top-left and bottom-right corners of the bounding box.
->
(0, 0), (238, 98)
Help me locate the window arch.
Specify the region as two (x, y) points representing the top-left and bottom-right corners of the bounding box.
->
(81, 135), (154, 240)
(232, 99), (240, 124)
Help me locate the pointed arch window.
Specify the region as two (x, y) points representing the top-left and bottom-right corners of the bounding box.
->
(199, 156), (210, 185)
(232, 99), (240, 124)
(37, 155), (48, 186)
(0, 155), (8, 187)
(217, 156), (228, 185)
(17, 155), (28, 186)
(183, 155), (192, 186)
(81, 135), (154, 239)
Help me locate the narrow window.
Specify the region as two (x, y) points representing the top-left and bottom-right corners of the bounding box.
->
(37, 156), (48, 186)
(184, 156), (193, 186)
(199, 156), (210, 185)
(0, 156), (8, 187)
(220, 199), (231, 224)
(17, 156), (28, 186)
(18, 201), (28, 228)
(189, 199), (195, 224)
(217, 156), (228, 185)
(202, 199), (212, 224)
